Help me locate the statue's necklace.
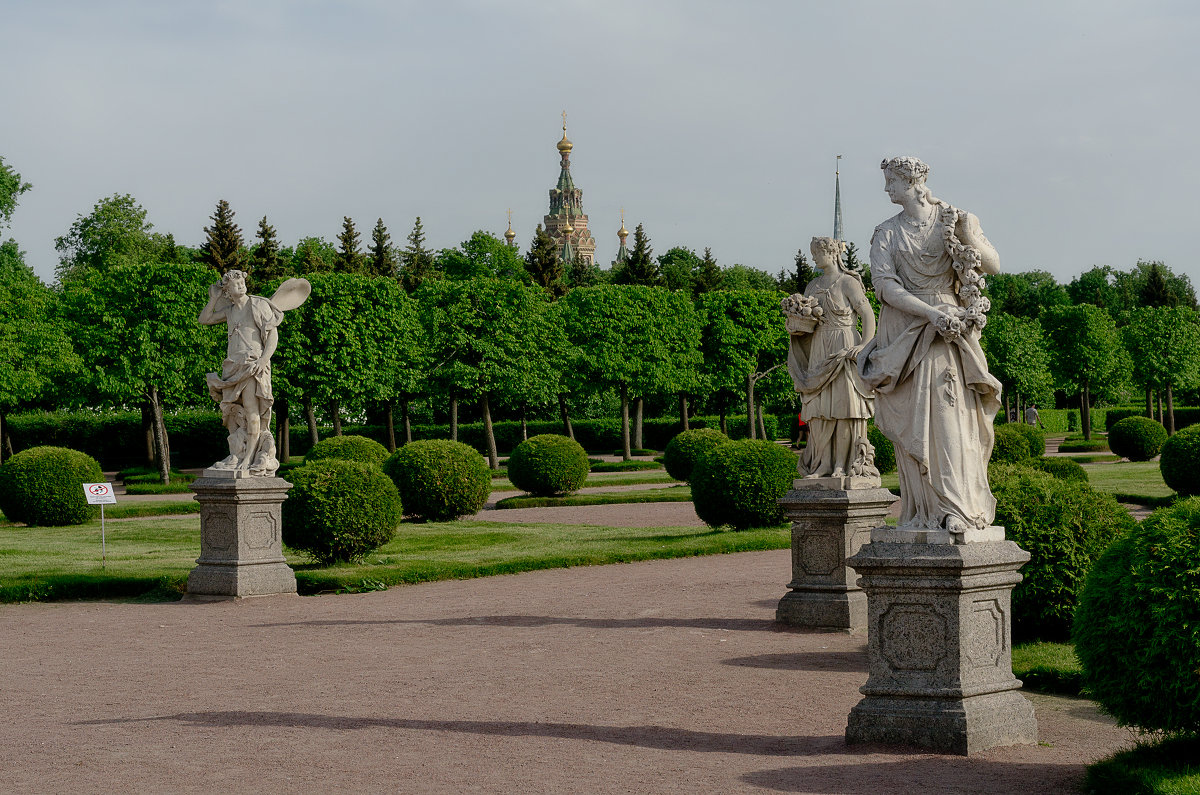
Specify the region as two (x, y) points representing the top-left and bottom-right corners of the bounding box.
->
(900, 206), (935, 230)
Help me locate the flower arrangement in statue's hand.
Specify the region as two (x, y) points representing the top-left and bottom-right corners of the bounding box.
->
(780, 293), (824, 334)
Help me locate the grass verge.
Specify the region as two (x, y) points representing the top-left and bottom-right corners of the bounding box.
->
(491, 471), (679, 491)
(0, 514), (787, 603)
(1060, 439), (1112, 453)
(1011, 641), (1083, 696)
(590, 460), (663, 473)
(1086, 734), (1200, 795)
(496, 486), (691, 509)
(1069, 454), (1122, 464)
(1081, 460), (1175, 502)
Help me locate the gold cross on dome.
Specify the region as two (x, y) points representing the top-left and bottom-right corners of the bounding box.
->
(562, 110), (567, 131)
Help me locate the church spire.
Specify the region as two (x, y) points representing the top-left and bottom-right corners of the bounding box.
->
(504, 208), (516, 247)
(544, 112), (595, 266)
(613, 208), (629, 266)
(833, 155), (844, 241)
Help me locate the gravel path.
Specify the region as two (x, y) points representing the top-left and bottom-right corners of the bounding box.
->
(0, 549), (1130, 793)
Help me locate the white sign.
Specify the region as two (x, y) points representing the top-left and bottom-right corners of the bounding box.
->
(83, 482), (117, 505)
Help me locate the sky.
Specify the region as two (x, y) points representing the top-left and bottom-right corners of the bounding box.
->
(4, 0), (1198, 286)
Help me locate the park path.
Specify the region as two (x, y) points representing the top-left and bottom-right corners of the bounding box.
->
(0, 548), (1130, 794)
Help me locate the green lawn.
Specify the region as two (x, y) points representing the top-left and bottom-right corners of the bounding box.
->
(0, 514), (788, 603)
(1081, 460), (1175, 502)
(1087, 734), (1200, 795)
(1012, 641), (1083, 696)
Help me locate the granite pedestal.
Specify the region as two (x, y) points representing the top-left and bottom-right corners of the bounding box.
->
(844, 538), (1038, 755)
(185, 470), (297, 600)
(776, 479), (897, 631)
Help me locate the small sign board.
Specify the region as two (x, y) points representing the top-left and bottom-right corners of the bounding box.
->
(83, 482), (117, 505)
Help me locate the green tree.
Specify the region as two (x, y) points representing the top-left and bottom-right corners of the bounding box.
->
(980, 313), (1054, 419)
(55, 194), (156, 281)
(57, 261), (221, 483)
(398, 216), (438, 293)
(1121, 306), (1200, 433)
(438, 230), (527, 282)
(522, 224), (564, 294)
(719, 264), (777, 292)
(418, 279), (555, 468)
(200, 199), (247, 275)
(367, 218), (396, 279)
(659, 246), (702, 292)
(697, 290), (788, 439)
(566, 254), (600, 289)
(335, 216), (365, 273)
(0, 156), (32, 229)
(612, 223), (662, 286)
(291, 236), (337, 274)
(1067, 265), (1122, 312)
(776, 248), (815, 295)
(693, 247), (722, 296)
(984, 270), (1070, 318)
(250, 216), (288, 286)
(1043, 304), (1129, 439)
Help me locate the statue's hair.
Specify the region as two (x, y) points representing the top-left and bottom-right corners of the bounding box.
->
(810, 236), (865, 292)
(882, 156), (937, 205)
(219, 269), (247, 298)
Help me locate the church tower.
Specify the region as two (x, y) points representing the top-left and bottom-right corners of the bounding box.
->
(612, 209), (629, 267)
(833, 155), (844, 241)
(544, 113), (596, 265)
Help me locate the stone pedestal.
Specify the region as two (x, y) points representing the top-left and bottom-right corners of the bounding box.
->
(185, 470), (297, 600)
(776, 483), (897, 631)
(845, 539), (1037, 755)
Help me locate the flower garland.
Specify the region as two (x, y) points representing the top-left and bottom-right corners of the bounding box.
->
(932, 203), (991, 342)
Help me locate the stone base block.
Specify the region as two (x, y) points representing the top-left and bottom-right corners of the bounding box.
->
(845, 540), (1038, 755)
(185, 474), (297, 600)
(776, 487), (896, 632)
(847, 690), (1037, 756)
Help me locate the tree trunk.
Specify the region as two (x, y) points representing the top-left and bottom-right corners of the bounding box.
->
(141, 403), (155, 464)
(450, 396), (458, 442)
(148, 386), (171, 485)
(634, 398), (644, 451)
(719, 409), (727, 436)
(276, 398), (290, 464)
(1156, 389), (1163, 425)
(679, 394), (689, 431)
(1166, 383), (1176, 435)
(304, 397), (318, 447)
(620, 382), (632, 461)
(1145, 384), (1153, 418)
(384, 401), (396, 452)
(2, 420), (10, 461)
(758, 403), (768, 440)
(1004, 393), (1011, 424)
(402, 397), (412, 444)
(558, 394), (574, 441)
(482, 393), (499, 470)
(746, 375), (757, 440)
(330, 401), (342, 436)
(520, 408), (528, 442)
(1081, 384), (1092, 441)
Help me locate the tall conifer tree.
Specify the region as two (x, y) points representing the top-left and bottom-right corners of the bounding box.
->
(614, 223), (662, 286)
(335, 216), (365, 273)
(777, 248), (815, 294)
(398, 216), (437, 292)
(368, 218), (396, 278)
(201, 199), (247, 275)
(694, 247), (722, 294)
(250, 216), (285, 284)
(525, 224), (564, 294)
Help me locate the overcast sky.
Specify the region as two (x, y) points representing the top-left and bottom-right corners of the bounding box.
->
(4, 0), (1198, 286)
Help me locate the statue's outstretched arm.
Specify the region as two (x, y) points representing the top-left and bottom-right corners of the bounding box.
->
(198, 282), (228, 325)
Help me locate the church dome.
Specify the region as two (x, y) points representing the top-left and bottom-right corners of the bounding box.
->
(557, 133), (573, 153)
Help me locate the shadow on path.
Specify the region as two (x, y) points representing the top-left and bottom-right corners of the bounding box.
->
(722, 651), (868, 673)
(742, 759), (1081, 794)
(253, 615), (790, 632)
(78, 710), (868, 757)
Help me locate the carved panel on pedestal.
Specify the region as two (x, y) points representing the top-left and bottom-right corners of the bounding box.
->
(205, 512), (235, 553)
(880, 603), (949, 672)
(245, 510), (278, 551)
(968, 599), (1003, 669)
(800, 531), (840, 576)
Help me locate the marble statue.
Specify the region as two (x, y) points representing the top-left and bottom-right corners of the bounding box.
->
(199, 270), (310, 477)
(857, 157), (1002, 543)
(782, 236), (878, 481)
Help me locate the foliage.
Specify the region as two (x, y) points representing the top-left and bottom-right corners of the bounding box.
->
(718, 264), (778, 291)
(304, 434), (390, 466)
(867, 424), (896, 474)
(250, 216), (287, 285)
(506, 434), (590, 496)
(658, 246), (702, 293)
(982, 270), (1070, 318)
(367, 218), (396, 279)
(1074, 497), (1200, 734)
(1108, 417), (1168, 462)
(0, 446), (103, 526)
(200, 199), (247, 275)
(1085, 735), (1200, 795)
(1042, 303), (1130, 437)
(980, 313), (1054, 407)
(335, 216), (365, 273)
(662, 428), (729, 482)
(776, 248), (815, 295)
(281, 459), (401, 564)
(1010, 641), (1083, 697)
(697, 289), (788, 424)
(1160, 424), (1200, 496)
(991, 424), (1034, 463)
(0, 155), (32, 229)
(54, 194), (158, 281)
(522, 225), (563, 293)
(692, 247), (722, 295)
(1025, 456), (1088, 482)
(611, 223), (661, 286)
(291, 236), (337, 274)
(439, 230), (526, 282)
(382, 439), (490, 521)
(989, 462), (1135, 640)
(398, 216), (438, 292)
(1122, 305), (1200, 409)
(495, 485), (689, 509)
(691, 439), (797, 529)
(589, 460), (662, 472)
(1009, 422), (1046, 456)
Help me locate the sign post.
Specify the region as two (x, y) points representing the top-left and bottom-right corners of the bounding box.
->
(83, 482), (117, 567)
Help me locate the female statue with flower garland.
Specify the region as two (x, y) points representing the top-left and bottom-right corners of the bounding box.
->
(782, 236), (877, 480)
(857, 157), (1002, 542)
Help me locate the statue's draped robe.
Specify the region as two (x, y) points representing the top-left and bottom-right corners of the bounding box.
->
(858, 212), (1001, 531)
(787, 275), (873, 476)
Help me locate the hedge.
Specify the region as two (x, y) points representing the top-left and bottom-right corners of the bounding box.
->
(1106, 406), (1200, 433)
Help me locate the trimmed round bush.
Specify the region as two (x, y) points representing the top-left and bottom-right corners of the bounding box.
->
(691, 440), (797, 530)
(305, 434), (389, 467)
(1010, 423), (1046, 457)
(383, 439), (490, 521)
(989, 463), (1135, 640)
(867, 424), (895, 474)
(991, 424), (1033, 463)
(507, 434), (589, 496)
(1160, 424), (1200, 496)
(1074, 497), (1200, 734)
(1025, 456), (1088, 483)
(0, 446), (103, 526)
(663, 428), (729, 482)
(1107, 416), (1167, 462)
(281, 459), (401, 564)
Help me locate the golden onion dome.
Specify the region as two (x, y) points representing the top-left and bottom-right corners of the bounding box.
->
(564, 216), (575, 234)
(557, 132), (573, 153)
(504, 224), (516, 242)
